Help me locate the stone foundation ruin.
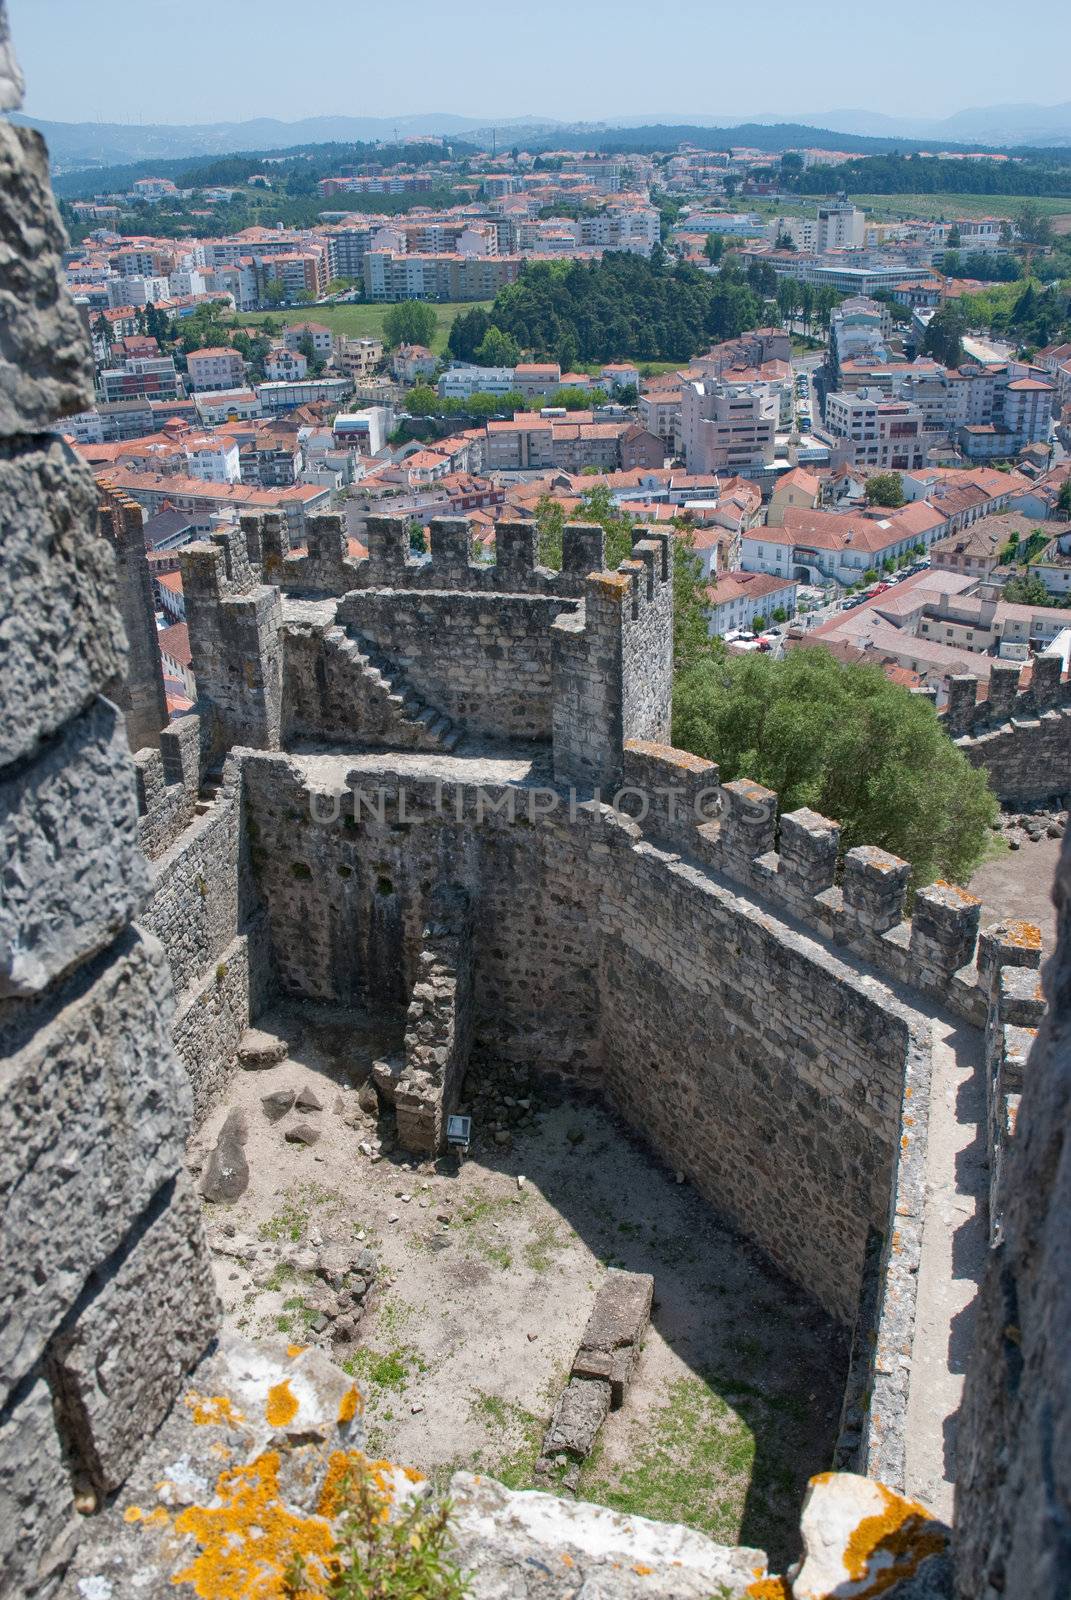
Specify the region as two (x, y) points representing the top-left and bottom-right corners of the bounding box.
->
(2, 19), (1070, 1591)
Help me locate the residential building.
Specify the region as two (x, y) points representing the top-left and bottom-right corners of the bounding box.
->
(183, 431), (241, 484)
(816, 201), (866, 252)
(98, 355), (181, 404)
(741, 502), (945, 586)
(332, 407), (392, 456)
(392, 345), (437, 383)
(264, 347), (309, 382)
(766, 466), (822, 526)
(282, 322), (334, 360)
(186, 347), (246, 392)
(334, 337), (384, 381)
(824, 391), (927, 471)
(707, 571), (799, 636)
(194, 388), (264, 426)
(438, 364), (518, 400)
(679, 379), (777, 476)
(513, 362), (562, 399)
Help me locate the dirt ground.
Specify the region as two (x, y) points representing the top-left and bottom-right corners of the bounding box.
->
(191, 1004), (847, 1565)
(968, 832), (1062, 953)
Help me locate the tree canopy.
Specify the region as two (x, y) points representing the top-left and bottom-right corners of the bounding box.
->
(672, 647), (997, 886)
(482, 252), (765, 365)
(864, 472), (906, 508)
(383, 300), (437, 350)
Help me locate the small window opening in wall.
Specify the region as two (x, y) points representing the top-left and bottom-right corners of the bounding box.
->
(376, 875), (394, 896)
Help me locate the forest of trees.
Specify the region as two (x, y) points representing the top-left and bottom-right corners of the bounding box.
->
(784, 152), (1071, 198)
(465, 253), (766, 366)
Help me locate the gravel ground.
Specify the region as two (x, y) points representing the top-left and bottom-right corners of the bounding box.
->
(191, 1004), (847, 1566)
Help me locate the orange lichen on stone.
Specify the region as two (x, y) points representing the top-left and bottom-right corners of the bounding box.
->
(124, 1506), (144, 1523)
(1003, 920), (1042, 949)
(337, 1384), (362, 1424)
(747, 1578), (791, 1598)
(287, 1344), (307, 1360)
(186, 1393), (244, 1428)
(171, 1452), (335, 1599)
(842, 1481), (948, 1597)
(317, 1452), (398, 1520)
(933, 880), (981, 906)
(633, 1563), (653, 1576)
(265, 1379), (299, 1428)
(561, 1552), (575, 1567)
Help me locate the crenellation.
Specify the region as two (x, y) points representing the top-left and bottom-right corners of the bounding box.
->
(908, 881), (983, 979)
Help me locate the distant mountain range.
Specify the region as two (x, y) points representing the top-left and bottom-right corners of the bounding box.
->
(10, 100), (1071, 171)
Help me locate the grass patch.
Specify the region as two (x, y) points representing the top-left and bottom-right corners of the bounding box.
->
(229, 299), (492, 355)
(466, 1393), (545, 1491)
(258, 1181), (344, 1244)
(847, 192), (1071, 221)
(578, 1373), (754, 1544)
(523, 1217), (565, 1274)
(342, 1345), (427, 1395)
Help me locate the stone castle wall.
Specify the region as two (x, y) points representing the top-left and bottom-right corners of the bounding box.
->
(942, 657), (1071, 806)
(0, 81), (218, 1596)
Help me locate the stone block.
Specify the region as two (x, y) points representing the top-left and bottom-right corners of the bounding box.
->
(910, 882), (982, 976)
(50, 1176), (219, 1494)
(842, 845), (911, 935)
(575, 1267), (653, 1407)
(0, 437), (124, 766)
(976, 920), (1043, 992)
(0, 1), (25, 113)
(0, 1378), (78, 1599)
(562, 521), (606, 576)
(998, 964), (1046, 1028)
(945, 675), (978, 738)
(0, 928), (189, 1405)
(0, 697), (148, 999)
(720, 779), (778, 864)
(542, 1376), (612, 1461)
(0, 122), (94, 435)
(779, 807), (841, 897)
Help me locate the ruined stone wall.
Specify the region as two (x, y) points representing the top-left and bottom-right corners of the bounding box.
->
(137, 756), (267, 1122)
(335, 588), (569, 739)
(97, 485), (169, 754)
(954, 833), (1071, 1600)
(0, 73), (218, 1595)
(237, 756), (912, 1323)
(943, 656), (1071, 806)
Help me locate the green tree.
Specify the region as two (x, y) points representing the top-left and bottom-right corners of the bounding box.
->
(474, 325), (520, 367)
(404, 383), (439, 416)
(448, 306), (492, 362)
(923, 302), (968, 367)
(753, 613), (768, 633)
(865, 472), (906, 508)
(261, 279), (287, 306)
(1015, 201), (1053, 248)
(704, 233), (724, 264)
(671, 648), (997, 885)
(408, 520), (427, 554)
(1057, 478), (1071, 516)
(946, 225), (961, 249)
(383, 299), (437, 350)
(1002, 572), (1057, 606)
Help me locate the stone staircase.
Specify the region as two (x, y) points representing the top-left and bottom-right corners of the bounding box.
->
(322, 625), (464, 753)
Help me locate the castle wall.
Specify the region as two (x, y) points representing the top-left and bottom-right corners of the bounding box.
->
(0, 84), (218, 1595)
(334, 588), (569, 740)
(237, 756), (912, 1323)
(943, 657), (1071, 806)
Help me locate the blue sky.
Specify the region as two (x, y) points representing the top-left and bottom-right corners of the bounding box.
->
(8, 0), (1069, 125)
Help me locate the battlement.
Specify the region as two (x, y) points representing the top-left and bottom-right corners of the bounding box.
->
(620, 741), (1041, 1028)
(941, 653), (1071, 806)
(132, 712), (202, 858)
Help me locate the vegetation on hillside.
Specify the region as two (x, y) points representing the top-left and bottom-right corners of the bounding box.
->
(672, 648), (997, 885)
(478, 253), (765, 366)
(784, 153), (1071, 199)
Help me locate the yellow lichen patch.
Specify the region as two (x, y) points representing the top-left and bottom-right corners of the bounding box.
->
(171, 1452), (335, 1599)
(287, 1344), (307, 1360)
(633, 1562), (654, 1576)
(842, 1482), (948, 1598)
(124, 1506), (144, 1524)
(1003, 920), (1042, 950)
(265, 1379), (300, 1428)
(317, 1452), (398, 1521)
(186, 1393), (244, 1428)
(402, 1466), (425, 1485)
(337, 1384), (363, 1424)
(561, 1552), (575, 1567)
(747, 1578), (791, 1599)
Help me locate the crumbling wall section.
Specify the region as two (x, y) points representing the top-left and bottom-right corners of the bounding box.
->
(943, 656), (1071, 805)
(395, 885), (474, 1154)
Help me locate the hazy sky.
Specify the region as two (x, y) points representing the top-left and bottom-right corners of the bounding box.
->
(8, 0), (1069, 125)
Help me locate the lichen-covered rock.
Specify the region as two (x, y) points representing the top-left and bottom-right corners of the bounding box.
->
(0, 438), (124, 766)
(448, 1472), (769, 1598)
(50, 1177), (220, 1494)
(791, 1472), (950, 1599)
(0, 696), (148, 998)
(0, 121), (94, 434)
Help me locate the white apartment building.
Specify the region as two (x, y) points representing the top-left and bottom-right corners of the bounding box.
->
(707, 570), (799, 635)
(438, 364), (518, 399)
(106, 274), (170, 309)
(824, 390), (927, 471)
(282, 322), (334, 359)
(264, 347), (308, 383)
(816, 201), (866, 252)
(183, 432), (241, 484)
(680, 379), (777, 476)
(168, 268), (206, 298)
(186, 347), (247, 392)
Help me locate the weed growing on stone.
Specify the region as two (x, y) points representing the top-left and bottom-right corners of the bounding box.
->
(343, 1346), (427, 1396)
(281, 1455), (468, 1600)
